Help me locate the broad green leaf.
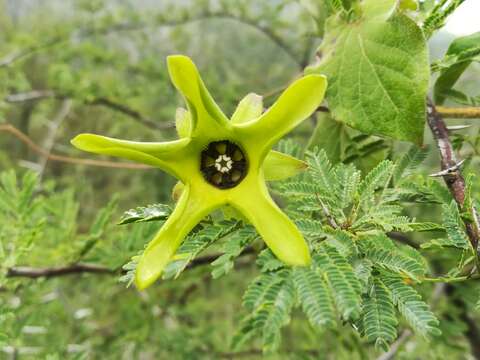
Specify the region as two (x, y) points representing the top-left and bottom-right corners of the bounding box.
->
(306, 12), (429, 143)
(307, 112), (349, 163)
(434, 32), (480, 104)
(362, 0), (398, 21)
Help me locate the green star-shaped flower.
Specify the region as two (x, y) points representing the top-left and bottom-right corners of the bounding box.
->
(72, 55), (327, 290)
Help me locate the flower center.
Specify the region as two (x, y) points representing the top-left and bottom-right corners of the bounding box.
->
(201, 140), (247, 189)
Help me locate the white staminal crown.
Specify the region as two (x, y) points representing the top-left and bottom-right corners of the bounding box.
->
(215, 154), (233, 173)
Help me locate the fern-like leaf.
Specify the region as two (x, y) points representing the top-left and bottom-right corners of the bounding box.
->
(211, 226), (256, 279)
(314, 245), (362, 320)
(254, 276), (295, 352)
(292, 267), (336, 328)
(305, 148), (333, 192)
(382, 272), (441, 338)
(164, 220), (240, 278)
(333, 163), (360, 209)
(442, 201), (470, 249)
(241, 271), (295, 352)
(363, 247), (425, 282)
(296, 218), (324, 238)
(360, 278), (398, 351)
(118, 204), (171, 225)
(393, 145), (429, 184)
(358, 160), (395, 210)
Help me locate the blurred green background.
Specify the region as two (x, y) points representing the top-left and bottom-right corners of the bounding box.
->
(1, 0), (480, 359)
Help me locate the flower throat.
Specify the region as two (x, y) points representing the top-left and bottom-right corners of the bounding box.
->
(200, 140), (247, 189)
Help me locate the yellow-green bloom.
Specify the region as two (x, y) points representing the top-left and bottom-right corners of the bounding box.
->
(72, 55), (327, 290)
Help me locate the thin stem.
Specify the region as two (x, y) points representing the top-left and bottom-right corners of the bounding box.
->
(436, 106), (480, 119)
(422, 273), (480, 283)
(5, 91), (174, 131)
(0, 123), (151, 169)
(5, 248), (256, 280)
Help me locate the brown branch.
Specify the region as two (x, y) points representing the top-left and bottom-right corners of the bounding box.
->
(426, 99), (480, 255)
(6, 263), (114, 278)
(5, 248), (256, 280)
(89, 97), (174, 130)
(5, 91), (174, 131)
(436, 106), (480, 119)
(0, 123), (151, 169)
(4, 90), (56, 102)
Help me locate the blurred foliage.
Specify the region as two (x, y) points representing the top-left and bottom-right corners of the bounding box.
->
(1, 0), (480, 359)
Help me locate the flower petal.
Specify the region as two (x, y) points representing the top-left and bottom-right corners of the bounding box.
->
(236, 75), (327, 152)
(263, 151), (308, 181)
(231, 93), (263, 124)
(167, 55), (229, 133)
(135, 185), (218, 290)
(230, 183), (311, 266)
(71, 133), (190, 177)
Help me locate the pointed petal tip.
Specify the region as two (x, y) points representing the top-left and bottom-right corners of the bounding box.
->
(166, 54), (197, 74)
(303, 73), (328, 89)
(279, 244), (312, 267)
(134, 263), (160, 291)
(70, 133), (94, 151)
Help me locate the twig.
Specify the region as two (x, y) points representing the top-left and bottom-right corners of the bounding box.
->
(422, 273), (480, 283)
(436, 106), (480, 119)
(37, 99), (73, 181)
(89, 97), (174, 130)
(313, 104), (480, 119)
(426, 99), (480, 255)
(4, 90), (56, 102)
(316, 194), (339, 229)
(0, 123), (151, 169)
(6, 263), (114, 278)
(5, 248), (256, 280)
(375, 330), (412, 360)
(5, 91), (174, 131)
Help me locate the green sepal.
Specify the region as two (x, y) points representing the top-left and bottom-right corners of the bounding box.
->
(231, 93), (263, 124)
(263, 151), (307, 181)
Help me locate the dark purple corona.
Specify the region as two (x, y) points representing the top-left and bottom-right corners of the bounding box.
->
(200, 140), (247, 189)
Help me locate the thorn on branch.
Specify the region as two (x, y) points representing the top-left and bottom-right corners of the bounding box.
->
(426, 98), (480, 256)
(446, 125), (471, 132)
(429, 160), (465, 177)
